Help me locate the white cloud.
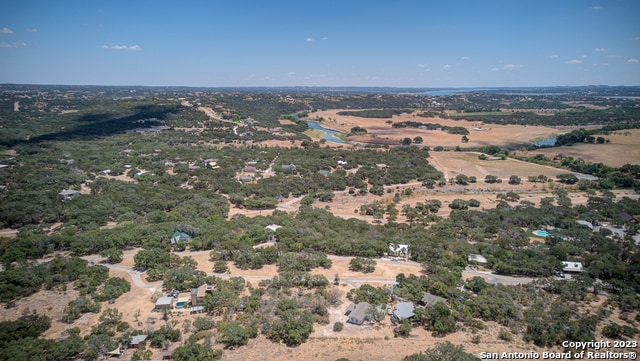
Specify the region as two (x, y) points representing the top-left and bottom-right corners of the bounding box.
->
(566, 59), (582, 64)
(101, 45), (142, 51)
(502, 64), (523, 69)
(591, 6), (601, 10)
(26, 28), (37, 33)
(593, 48), (608, 52)
(627, 59), (639, 63)
(443, 64), (452, 69)
(0, 42), (26, 48)
(0, 27), (13, 34)
(547, 55), (559, 59)
(306, 38), (313, 42)
(288, 71), (296, 76)
(321, 37), (327, 41)
(460, 56), (470, 60)
(580, 55), (588, 58)
(491, 67), (500, 71)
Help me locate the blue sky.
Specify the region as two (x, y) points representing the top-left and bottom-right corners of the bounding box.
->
(1, 1), (639, 87)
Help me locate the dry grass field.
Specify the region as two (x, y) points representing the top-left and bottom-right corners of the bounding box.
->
(308, 110), (567, 148)
(427, 151), (577, 180)
(514, 129), (640, 167)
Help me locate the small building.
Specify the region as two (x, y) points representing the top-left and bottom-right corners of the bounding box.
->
(128, 334), (148, 349)
(170, 231), (193, 245)
(155, 296), (174, 311)
(318, 170), (331, 177)
(59, 189), (80, 200)
(562, 261), (584, 273)
(238, 176), (253, 183)
(393, 302), (415, 321)
(468, 254), (488, 264)
(337, 160), (348, 166)
(243, 166), (258, 173)
(620, 212), (638, 223)
(420, 292), (447, 307)
(281, 164), (297, 171)
(190, 306), (206, 314)
(345, 302), (371, 325)
(576, 220), (594, 229)
(388, 244), (409, 257)
(265, 224), (282, 233)
(98, 169), (111, 176)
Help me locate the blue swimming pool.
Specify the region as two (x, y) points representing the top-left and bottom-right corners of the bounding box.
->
(175, 301), (187, 308)
(533, 230), (551, 237)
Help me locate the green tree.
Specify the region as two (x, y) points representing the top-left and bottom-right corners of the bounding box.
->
(220, 322), (250, 349)
(213, 260), (229, 273)
(404, 342), (480, 361)
(508, 175), (521, 185)
(349, 257), (376, 273)
(100, 248), (123, 264)
(484, 175), (500, 183)
(173, 342), (222, 361)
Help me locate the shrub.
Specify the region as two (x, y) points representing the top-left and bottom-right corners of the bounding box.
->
(333, 322), (344, 332)
(498, 328), (514, 342)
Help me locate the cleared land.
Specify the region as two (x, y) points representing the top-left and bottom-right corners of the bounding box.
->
(427, 151), (578, 181)
(308, 110), (567, 148)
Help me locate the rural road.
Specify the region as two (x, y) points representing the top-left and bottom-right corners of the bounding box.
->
(81, 251), (534, 292)
(81, 255), (161, 293)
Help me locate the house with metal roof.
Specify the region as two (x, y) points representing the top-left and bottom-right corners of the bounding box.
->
(419, 292), (447, 307)
(128, 334), (148, 349)
(345, 302), (371, 325)
(170, 231), (193, 244)
(59, 189), (80, 200)
(393, 302), (415, 320)
(155, 296), (174, 311)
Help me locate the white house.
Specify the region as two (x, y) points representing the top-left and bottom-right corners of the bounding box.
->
(562, 261), (584, 273)
(389, 243), (409, 257)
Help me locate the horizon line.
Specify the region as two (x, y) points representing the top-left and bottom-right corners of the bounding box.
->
(2, 83), (639, 89)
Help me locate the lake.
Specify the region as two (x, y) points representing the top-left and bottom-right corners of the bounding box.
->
(534, 137), (557, 147)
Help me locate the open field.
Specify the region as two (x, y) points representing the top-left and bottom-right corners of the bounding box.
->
(308, 110), (567, 148)
(427, 151), (579, 180)
(514, 129), (640, 167)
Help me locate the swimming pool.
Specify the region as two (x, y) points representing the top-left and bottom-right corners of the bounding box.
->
(533, 230), (551, 237)
(175, 301), (187, 308)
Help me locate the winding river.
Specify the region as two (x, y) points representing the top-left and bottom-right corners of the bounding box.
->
(307, 121), (349, 144)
